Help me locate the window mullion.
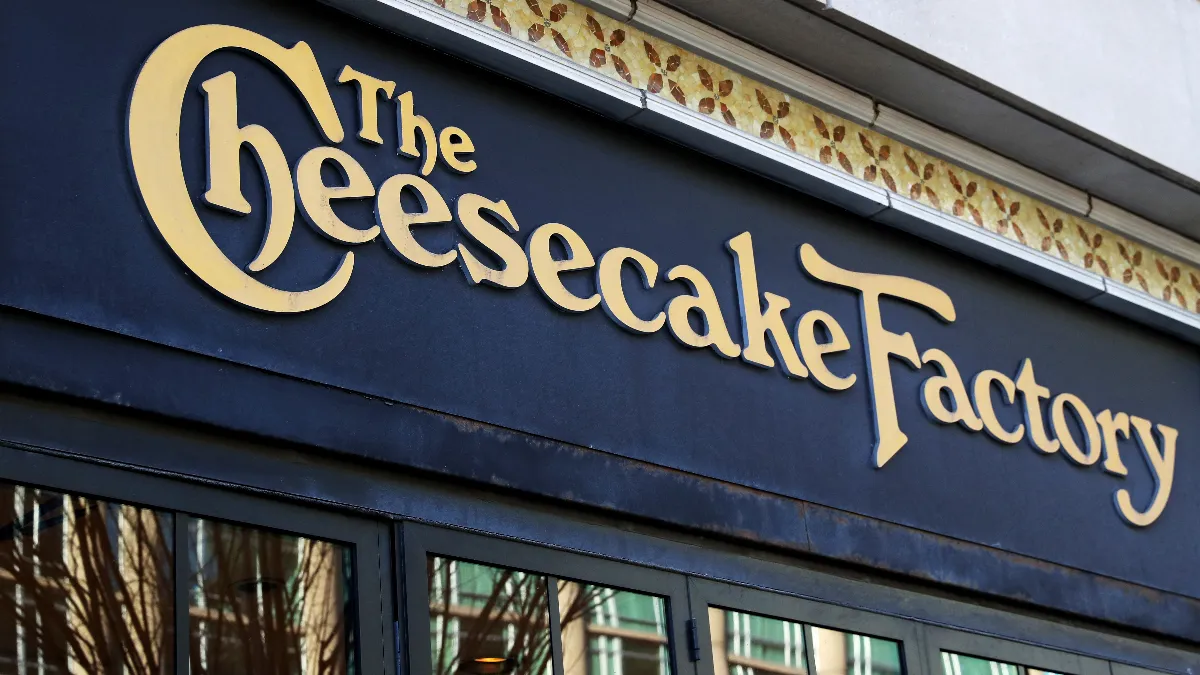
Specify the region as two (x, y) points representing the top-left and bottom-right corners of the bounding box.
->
(802, 624), (817, 675)
(174, 512), (190, 675)
(547, 575), (566, 675)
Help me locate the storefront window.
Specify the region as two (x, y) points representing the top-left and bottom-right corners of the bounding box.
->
(709, 608), (902, 675)
(941, 652), (1064, 675)
(188, 518), (356, 675)
(0, 480), (175, 675)
(709, 608), (807, 675)
(559, 582), (669, 675)
(425, 557), (672, 675)
(428, 556), (554, 675)
(810, 627), (900, 675)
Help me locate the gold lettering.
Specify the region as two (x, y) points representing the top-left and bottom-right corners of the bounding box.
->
(795, 310), (855, 391)
(396, 91), (437, 176)
(663, 265), (741, 358)
(526, 223), (600, 313)
(920, 349), (983, 431)
(1051, 393), (1101, 466)
(1014, 359), (1059, 454)
(131, 29), (1182, 531)
(439, 127), (477, 174)
(200, 71), (297, 273)
(296, 146), (378, 244)
(727, 232), (806, 377)
(971, 370), (1024, 444)
(128, 24), (351, 313)
(597, 248), (666, 334)
(1115, 418), (1178, 527)
(455, 194), (528, 288)
(376, 174), (456, 268)
(799, 244), (954, 468)
(1095, 409), (1131, 476)
(337, 65), (396, 145)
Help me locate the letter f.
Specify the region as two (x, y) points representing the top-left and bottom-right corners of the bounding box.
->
(800, 244), (956, 467)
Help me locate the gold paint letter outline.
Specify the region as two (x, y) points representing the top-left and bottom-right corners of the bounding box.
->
(800, 244), (955, 467)
(128, 25), (349, 313)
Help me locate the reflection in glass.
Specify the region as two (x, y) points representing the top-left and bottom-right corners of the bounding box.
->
(708, 608), (807, 675)
(189, 519), (355, 675)
(811, 627), (901, 675)
(941, 652), (1064, 675)
(708, 608), (903, 675)
(428, 556), (553, 675)
(0, 481), (175, 675)
(559, 582), (670, 675)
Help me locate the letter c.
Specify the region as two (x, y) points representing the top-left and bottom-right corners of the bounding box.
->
(971, 369), (1024, 444)
(128, 24), (351, 312)
(597, 247), (666, 334)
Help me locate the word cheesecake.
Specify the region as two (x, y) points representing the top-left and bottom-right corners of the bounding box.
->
(128, 24), (1178, 527)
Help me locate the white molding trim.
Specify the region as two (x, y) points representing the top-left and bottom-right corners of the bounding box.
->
(632, 96), (889, 216)
(1089, 198), (1200, 268)
(873, 195), (1106, 301)
(575, 0), (634, 21)
(630, 0), (877, 126)
(324, 0), (1200, 346)
(633, 0), (1200, 276)
(874, 106), (1091, 217)
(1090, 280), (1200, 344)
(322, 0), (644, 119)
(626, 2), (1200, 272)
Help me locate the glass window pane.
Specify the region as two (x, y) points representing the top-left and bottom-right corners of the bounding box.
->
(811, 626), (901, 675)
(189, 518), (356, 675)
(941, 652), (1066, 675)
(428, 556), (553, 675)
(559, 581), (670, 675)
(708, 607), (807, 675)
(0, 481), (175, 675)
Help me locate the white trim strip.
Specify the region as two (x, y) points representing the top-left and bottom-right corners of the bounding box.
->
(630, 0), (877, 126)
(574, 0), (634, 21)
(322, 0), (1200, 345)
(873, 195), (1106, 301)
(629, 1), (1200, 276)
(1090, 280), (1200, 343)
(631, 96), (889, 217)
(873, 106), (1091, 217)
(1089, 198), (1200, 267)
(322, 0), (644, 119)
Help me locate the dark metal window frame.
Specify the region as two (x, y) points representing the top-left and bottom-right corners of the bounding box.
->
(399, 527), (1183, 675)
(688, 577), (924, 675)
(1111, 665), (1172, 675)
(397, 521), (695, 675)
(0, 396), (1188, 675)
(927, 626), (1110, 675)
(0, 443), (394, 675)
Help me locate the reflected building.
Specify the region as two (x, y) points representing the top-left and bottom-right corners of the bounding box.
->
(0, 481), (352, 675)
(0, 483), (174, 675)
(709, 608), (901, 675)
(428, 558), (671, 675)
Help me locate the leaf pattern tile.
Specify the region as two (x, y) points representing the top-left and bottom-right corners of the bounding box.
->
(425, 0), (1200, 314)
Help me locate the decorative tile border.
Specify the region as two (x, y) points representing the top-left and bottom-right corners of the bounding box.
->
(425, 0), (1200, 315)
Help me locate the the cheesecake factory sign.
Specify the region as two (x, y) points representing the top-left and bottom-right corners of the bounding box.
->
(129, 25), (1178, 527)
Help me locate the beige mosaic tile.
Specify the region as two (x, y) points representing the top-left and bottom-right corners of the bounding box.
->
(426, 0), (1200, 315)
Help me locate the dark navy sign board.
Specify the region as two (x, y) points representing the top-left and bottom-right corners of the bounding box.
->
(2, 0), (1197, 599)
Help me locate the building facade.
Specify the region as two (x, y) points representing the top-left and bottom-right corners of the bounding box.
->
(1, 1), (1198, 674)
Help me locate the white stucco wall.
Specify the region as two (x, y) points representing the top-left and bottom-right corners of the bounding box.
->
(831, 0), (1200, 183)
